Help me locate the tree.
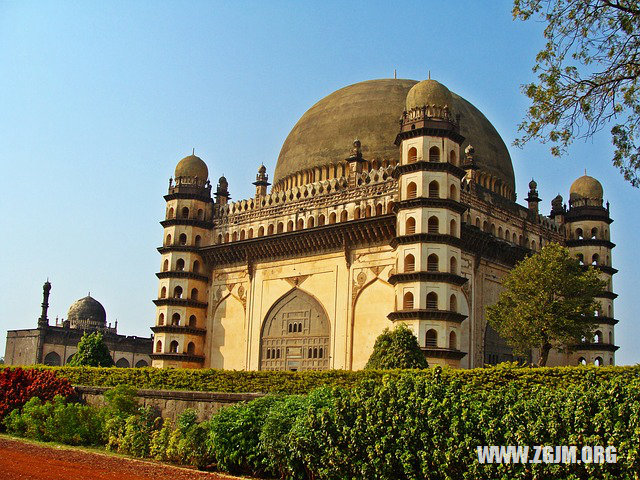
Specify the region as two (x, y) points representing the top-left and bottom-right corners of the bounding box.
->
(513, 0), (640, 186)
(365, 324), (428, 369)
(486, 243), (606, 366)
(68, 331), (115, 367)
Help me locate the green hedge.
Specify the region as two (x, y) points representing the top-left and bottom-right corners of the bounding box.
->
(2, 364), (640, 394)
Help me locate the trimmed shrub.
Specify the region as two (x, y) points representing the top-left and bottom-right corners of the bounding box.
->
(208, 395), (285, 477)
(0, 367), (74, 421)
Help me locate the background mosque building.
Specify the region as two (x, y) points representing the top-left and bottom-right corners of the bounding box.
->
(5, 281), (152, 367)
(151, 77), (618, 371)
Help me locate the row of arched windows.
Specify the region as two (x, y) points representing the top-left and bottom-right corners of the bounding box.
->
(162, 258), (201, 273)
(167, 206), (205, 221)
(403, 254), (457, 274)
(402, 292), (458, 312)
(155, 340), (196, 355)
(157, 312), (198, 327)
(216, 202), (395, 244)
(405, 181), (457, 200)
(425, 329), (457, 349)
(406, 146), (458, 165)
(159, 286), (200, 301)
(164, 233), (202, 247)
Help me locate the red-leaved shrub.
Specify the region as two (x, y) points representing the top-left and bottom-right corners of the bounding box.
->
(0, 368), (74, 419)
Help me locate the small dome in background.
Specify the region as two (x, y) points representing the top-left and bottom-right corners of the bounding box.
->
(570, 175), (603, 204)
(67, 296), (106, 330)
(175, 154), (208, 180)
(405, 79), (454, 111)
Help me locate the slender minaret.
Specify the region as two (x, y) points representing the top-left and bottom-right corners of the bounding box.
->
(564, 174), (617, 366)
(388, 78), (468, 367)
(152, 152), (213, 369)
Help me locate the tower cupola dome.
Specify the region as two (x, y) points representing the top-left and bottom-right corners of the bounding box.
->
(174, 154), (208, 181)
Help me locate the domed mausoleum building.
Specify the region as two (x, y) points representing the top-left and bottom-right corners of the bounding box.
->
(151, 78), (618, 370)
(5, 283), (152, 367)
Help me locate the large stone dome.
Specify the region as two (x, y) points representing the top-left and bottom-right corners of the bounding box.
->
(275, 78), (516, 193)
(67, 296), (107, 330)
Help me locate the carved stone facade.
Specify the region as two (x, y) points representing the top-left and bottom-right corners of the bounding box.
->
(151, 77), (618, 370)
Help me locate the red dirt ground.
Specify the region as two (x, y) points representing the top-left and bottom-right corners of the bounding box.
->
(0, 436), (242, 480)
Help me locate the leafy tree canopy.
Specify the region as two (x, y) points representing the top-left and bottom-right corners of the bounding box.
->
(486, 243), (607, 366)
(68, 331), (115, 367)
(514, 0), (640, 186)
(365, 324), (428, 370)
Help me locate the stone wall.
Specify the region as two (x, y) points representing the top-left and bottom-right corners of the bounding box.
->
(75, 385), (263, 421)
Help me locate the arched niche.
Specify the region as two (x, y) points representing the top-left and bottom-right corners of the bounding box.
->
(260, 288), (330, 371)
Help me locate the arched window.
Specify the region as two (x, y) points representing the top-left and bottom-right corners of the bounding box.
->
(591, 227), (598, 239)
(375, 203), (383, 215)
(407, 182), (418, 199)
(449, 184), (457, 200)
(277, 222), (284, 234)
(248, 228), (254, 239)
(197, 209), (204, 220)
(426, 292), (438, 309)
(329, 212), (337, 224)
(156, 341), (163, 353)
(403, 292), (414, 310)
(404, 254), (415, 272)
(169, 341), (179, 353)
(189, 315), (196, 327)
(160, 287), (167, 298)
(578, 357), (587, 365)
(449, 219), (457, 236)
(267, 224), (275, 235)
(163, 259), (169, 272)
(449, 331), (457, 349)
(354, 207), (361, 219)
(166, 234), (172, 246)
(297, 218), (304, 230)
(428, 216), (439, 234)
(187, 342), (195, 355)
(450, 256), (457, 274)
(594, 330), (602, 343)
(191, 288), (198, 300)
(406, 217), (416, 235)
(429, 146), (440, 162)
(179, 233), (187, 245)
(173, 286), (183, 298)
(449, 294), (457, 312)
(426, 329), (438, 347)
(171, 313), (180, 325)
(592, 254), (599, 265)
(176, 258), (185, 271)
(158, 313), (164, 325)
(428, 181), (439, 198)
(318, 214), (326, 226)
(181, 207), (189, 219)
(595, 356), (603, 367)
(168, 207), (174, 219)
(258, 226), (265, 237)
(427, 254), (439, 271)
(308, 216), (315, 227)
(408, 147), (418, 163)
(195, 235), (201, 246)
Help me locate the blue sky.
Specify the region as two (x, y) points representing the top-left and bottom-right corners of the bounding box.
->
(1, 1), (638, 364)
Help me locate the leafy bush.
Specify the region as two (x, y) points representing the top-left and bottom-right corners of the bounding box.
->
(208, 395), (285, 476)
(0, 367), (74, 421)
(365, 324), (428, 370)
(68, 332), (114, 367)
(3, 395), (103, 445)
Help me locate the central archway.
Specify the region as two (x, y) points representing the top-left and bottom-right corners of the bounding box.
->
(260, 288), (330, 371)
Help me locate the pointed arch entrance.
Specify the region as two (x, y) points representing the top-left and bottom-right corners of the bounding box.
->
(260, 288), (330, 371)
